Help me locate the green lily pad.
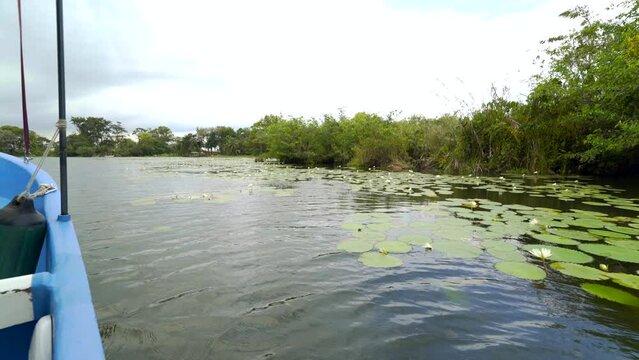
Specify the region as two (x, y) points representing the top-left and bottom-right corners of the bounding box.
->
(358, 252), (403, 268)
(352, 230), (387, 242)
(578, 244), (639, 264)
(536, 220), (570, 229)
(435, 241), (483, 258)
(131, 198), (157, 206)
(505, 204), (535, 211)
(337, 240), (374, 253)
(375, 241), (412, 254)
(605, 239), (639, 251)
(495, 261), (546, 280)
(605, 225), (639, 236)
(408, 221), (438, 230)
(588, 229), (630, 239)
(487, 248), (526, 262)
(582, 201), (611, 207)
(550, 262), (608, 280)
(152, 225), (171, 233)
(397, 234), (432, 246)
(580, 283), (639, 307)
(616, 206), (639, 212)
(569, 209), (609, 217)
(368, 223), (394, 232)
(522, 245), (593, 264)
(530, 233), (580, 246)
(431, 228), (474, 241)
(422, 189), (438, 198)
(481, 240), (517, 251)
(566, 218), (606, 229)
(549, 229), (599, 242)
(341, 223), (364, 230)
(606, 272), (639, 290)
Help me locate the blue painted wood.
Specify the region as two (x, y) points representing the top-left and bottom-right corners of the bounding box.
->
(0, 321), (36, 360)
(0, 153), (104, 359)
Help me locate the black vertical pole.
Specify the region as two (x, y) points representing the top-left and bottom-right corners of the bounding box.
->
(56, 0), (68, 216)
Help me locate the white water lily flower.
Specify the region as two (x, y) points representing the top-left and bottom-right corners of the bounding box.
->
(423, 243), (433, 251)
(529, 218), (539, 226)
(599, 264), (609, 272)
(379, 247), (389, 255)
(499, 176), (505, 180)
(528, 248), (552, 260)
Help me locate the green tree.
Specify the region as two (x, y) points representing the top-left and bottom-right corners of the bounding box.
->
(0, 125), (50, 156)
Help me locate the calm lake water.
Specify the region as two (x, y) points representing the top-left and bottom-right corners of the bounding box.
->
(37, 158), (639, 359)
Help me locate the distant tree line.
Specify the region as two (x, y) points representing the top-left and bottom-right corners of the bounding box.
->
(1, 2), (637, 175)
(0, 125), (49, 156)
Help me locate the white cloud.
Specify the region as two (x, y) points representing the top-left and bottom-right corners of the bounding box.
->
(0, 0), (614, 135)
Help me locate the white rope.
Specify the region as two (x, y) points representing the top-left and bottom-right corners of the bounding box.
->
(18, 124), (61, 200)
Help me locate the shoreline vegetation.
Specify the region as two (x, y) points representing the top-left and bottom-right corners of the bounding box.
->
(2, 3), (638, 175)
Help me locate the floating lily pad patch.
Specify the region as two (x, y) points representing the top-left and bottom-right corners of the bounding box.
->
(522, 245), (593, 264)
(352, 229), (387, 242)
(550, 262), (608, 280)
(375, 241), (412, 254)
(578, 244), (639, 264)
(367, 222), (395, 232)
(208, 193), (238, 203)
(569, 209), (609, 217)
(566, 218), (606, 229)
(605, 239), (639, 251)
(397, 233), (433, 246)
(435, 241), (483, 258)
(337, 240), (374, 253)
(481, 239), (517, 252)
(152, 225), (172, 233)
(580, 283), (639, 307)
(615, 205), (639, 212)
(582, 201), (611, 207)
(341, 222), (364, 230)
(505, 204), (535, 211)
(131, 198), (157, 206)
(549, 229), (599, 242)
(358, 252), (403, 268)
(431, 227), (474, 241)
(588, 229), (630, 239)
(422, 189), (438, 198)
(487, 248), (526, 262)
(606, 272), (639, 290)
(535, 219), (570, 229)
(605, 225), (639, 236)
(530, 233), (580, 246)
(495, 261), (546, 280)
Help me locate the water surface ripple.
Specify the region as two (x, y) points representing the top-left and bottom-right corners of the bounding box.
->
(39, 158), (639, 359)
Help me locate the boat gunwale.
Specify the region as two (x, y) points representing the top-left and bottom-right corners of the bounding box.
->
(0, 152), (104, 359)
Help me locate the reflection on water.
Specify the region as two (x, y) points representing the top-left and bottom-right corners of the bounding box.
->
(38, 158), (639, 359)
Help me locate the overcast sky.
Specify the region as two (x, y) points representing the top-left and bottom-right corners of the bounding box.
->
(1, 0), (611, 136)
